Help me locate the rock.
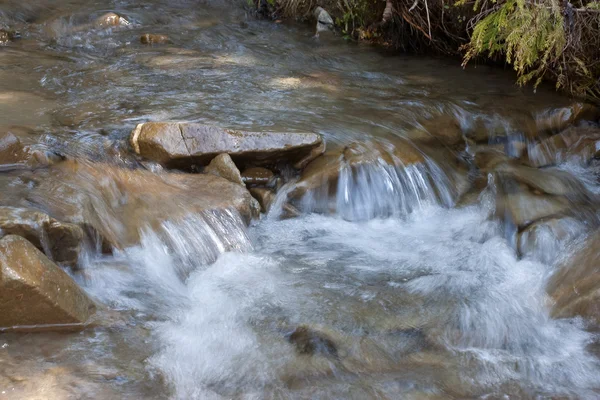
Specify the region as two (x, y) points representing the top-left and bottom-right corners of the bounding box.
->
(313, 7), (334, 34)
(249, 188), (275, 213)
(140, 34), (170, 45)
(0, 207), (84, 267)
(130, 122), (324, 169)
(518, 217), (586, 264)
(496, 186), (570, 228)
(287, 325), (338, 357)
(0, 235), (95, 331)
(473, 148), (508, 172)
(26, 160), (259, 249)
(415, 114), (464, 147)
(0, 29), (20, 45)
(548, 232), (600, 324)
(281, 203), (302, 219)
(535, 103), (600, 135)
(204, 153), (244, 185)
(241, 167), (274, 186)
(290, 140), (425, 200)
(526, 126), (600, 167)
(291, 150), (343, 199)
(0, 132), (49, 171)
(0, 132), (30, 168)
(95, 12), (130, 28)
(293, 139), (326, 169)
(494, 163), (591, 200)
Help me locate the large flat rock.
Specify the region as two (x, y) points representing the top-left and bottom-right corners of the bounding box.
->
(26, 160), (259, 249)
(130, 122), (324, 169)
(0, 235), (95, 331)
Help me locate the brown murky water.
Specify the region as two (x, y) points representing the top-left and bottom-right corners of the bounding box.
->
(1, 0), (600, 399)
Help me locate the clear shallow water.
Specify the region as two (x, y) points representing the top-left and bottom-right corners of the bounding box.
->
(1, 0), (600, 399)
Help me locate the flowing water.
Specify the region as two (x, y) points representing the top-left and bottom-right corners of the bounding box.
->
(1, 0), (600, 399)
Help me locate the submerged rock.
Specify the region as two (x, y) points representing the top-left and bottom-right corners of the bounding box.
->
(287, 325), (338, 357)
(290, 140), (425, 200)
(495, 163), (592, 200)
(412, 114), (464, 147)
(95, 12), (130, 28)
(487, 154), (599, 232)
(535, 103), (600, 135)
(0, 132), (30, 168)
(548, 232), (600, 324)
(140, 34), (170, 45)
(0, 29), (20, 45)
(473, 147), (508, 172)
(26, 160), (258, 249)
(241, 167), (274, 186)
(204, 153), (244, 185)
(0, 235), (95, 331)
(526, 126), (600, 167)
(130, 122), (324, 170)
(518, 217), (586, 264)
(0, 132), (49, 171)
(0, 207), (84, 267)
(496, 186), (570, 228)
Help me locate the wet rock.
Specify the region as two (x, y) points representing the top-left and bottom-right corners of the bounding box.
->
(0, 29), (20, 45)
(204, 153), (244, 185)
(95, 12), (129, 28)
(0, 207), (84, 267)
(495, 163), (591, 200)
(26, 160), (259, 249)
(241, 167), (274, 186)
(290, 140), (425, 200)
(0, 235), (95, 331)
(0, 132), (50, 171)
(0, 132), (30, 168)
(526, 126), (600, 167)
(281, 203), (302, 219)
(313, 7), (334, 34)
(535, 103), (600, 135)
(497, 187), (570, 228)
(249, 188), (275, 213)
(140, 34), (170, 45)
(455, 187), (485, 208)
(292, 150), (343, 199)
(415, 114), (464, 147)
(287, 325), (338, 357)
(518, 217), (586, 264)
(293, 139), (326, 169)
(548, 232), (600, 324)
(473, 147), (508, 172)
(130, 122), (324, 170)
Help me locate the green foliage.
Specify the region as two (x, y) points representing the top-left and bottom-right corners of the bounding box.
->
(336, 0), (379, 36)
(586, 1), (600, 9)
(463, 0), (566, 88)
(273, 0), (599, 101)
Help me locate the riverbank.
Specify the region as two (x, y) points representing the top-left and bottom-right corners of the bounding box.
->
(254, 0), (600, 103)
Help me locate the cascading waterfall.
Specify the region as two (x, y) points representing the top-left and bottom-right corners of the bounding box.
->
(331, 159), (455, 221)
(280, 143), (462, 221)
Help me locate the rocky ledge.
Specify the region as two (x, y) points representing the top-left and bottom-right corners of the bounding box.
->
(130, 122), (324, 170)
